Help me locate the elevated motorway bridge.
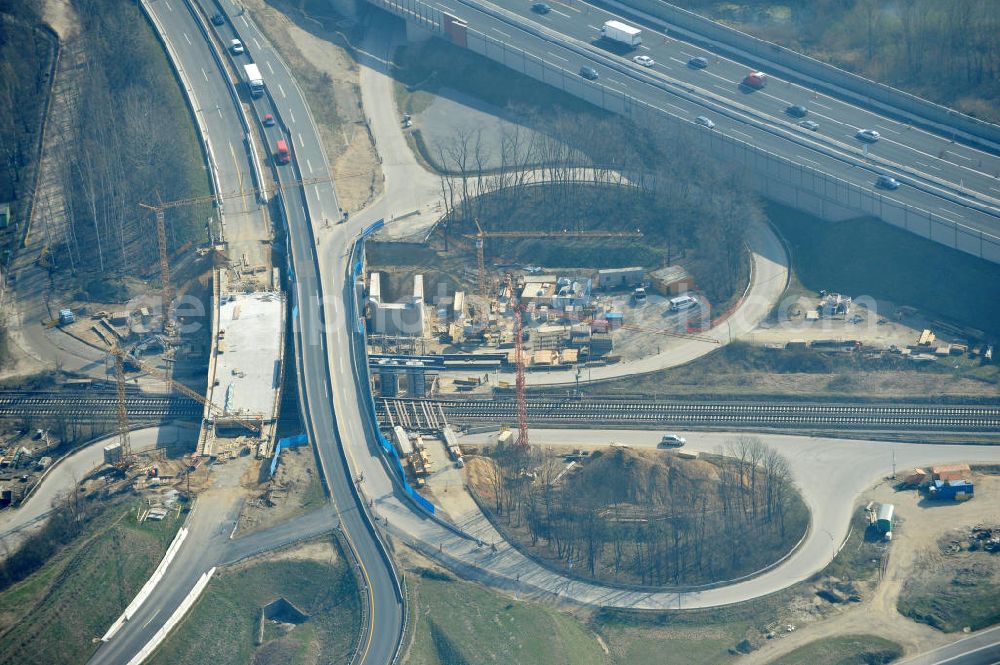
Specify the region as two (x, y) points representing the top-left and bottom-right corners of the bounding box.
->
(363, 0), (1000, 262)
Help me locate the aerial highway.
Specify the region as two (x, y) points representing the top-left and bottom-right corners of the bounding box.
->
(79, 0), (406, 663)
(372, 0), (1000, 254)
(202, 0), (406, 663)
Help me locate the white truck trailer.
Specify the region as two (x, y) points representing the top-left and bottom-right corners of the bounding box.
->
(244, 63), (264, 98)
(601, 20), (642, 48)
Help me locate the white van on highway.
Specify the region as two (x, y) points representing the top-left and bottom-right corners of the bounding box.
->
(669, 294), (698, 311)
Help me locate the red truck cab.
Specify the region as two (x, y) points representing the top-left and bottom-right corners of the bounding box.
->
(275, 139), (291, 165)
(744, 71), (767, 89)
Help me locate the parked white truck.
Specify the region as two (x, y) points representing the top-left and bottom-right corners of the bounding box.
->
(244, 63), (264, 98)
(601, 20), (642, 48)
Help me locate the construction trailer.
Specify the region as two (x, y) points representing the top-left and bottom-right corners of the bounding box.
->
(876, 503), (895, 540)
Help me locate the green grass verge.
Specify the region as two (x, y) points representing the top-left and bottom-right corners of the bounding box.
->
(769, 634), (903, 665)
(149, 541), (360, 665)
(560, 340), (999, 400)
(897, 564), (1000, 633)
(593, 590), (793, 665)
(768, 202), (1000, 338)
(407, 573), (606, 665)
(0, 498), (183, 664)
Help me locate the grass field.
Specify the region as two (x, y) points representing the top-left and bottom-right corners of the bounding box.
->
(0, 498), (182, 664)
(406, 572), (605, 665)
(564, 340), (999, 400)
(768, 634), (903, 665)
(897, 560), (1000, 633)
(404, 568), (803, 665)
(149, 540), (360, 665)
(769, 203), (1000, 338)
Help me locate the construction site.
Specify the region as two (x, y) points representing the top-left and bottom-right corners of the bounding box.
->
(363, 221), (718, 399)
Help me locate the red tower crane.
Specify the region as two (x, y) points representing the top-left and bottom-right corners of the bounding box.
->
(505, 274), (530, 447)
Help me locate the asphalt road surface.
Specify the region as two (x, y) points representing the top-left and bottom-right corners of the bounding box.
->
(204, 1), (406, 662)
(419, 0), (1000, 240)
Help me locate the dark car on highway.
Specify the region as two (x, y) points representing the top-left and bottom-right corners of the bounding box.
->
(786, 105), (808, 118)
(211, 13), (225, 25)
(531, 2), (551, 13)
(579, 66), (599, 80)
(688, 56), (708, 69)
(875, 174), (900, 190)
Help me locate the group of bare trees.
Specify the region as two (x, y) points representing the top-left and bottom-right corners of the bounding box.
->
(476, 437), (800, 587)
(47, 0), (206, 290)
(433, 109), (760, 302)
(0, 4), (56, 237)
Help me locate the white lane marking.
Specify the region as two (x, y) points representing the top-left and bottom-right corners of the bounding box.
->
(808, 111), (845, 126)
(991, 186), (1000, 194)
(798, 157), (821, 167)
(679, 51), (695, 59)
(241, 16), (249, 28)
(278, 83), (286, 99)
(183, 33), (191, 45)
(201, 68), (209, 82)
(875, 124), (901, 135)
(297, 133), (304, 147)
(551, 8), (570, 18)
(729, 129), (753, 141)
(944, 150), (972, 162)
(712, 84), (728, 92)
(164, 0), (172, 10)
(289, 109), (296, 123)
(703, 70), (729, 83)
(638, 44), (650, 51)
(306, 159), (314, 174)
(141, 610), (161, 630)
(811, 101), (831, 110)
(436, 2), (455, 12)
(217, 107), (223, 118)
(493, 27), (511, 38)
(937, 207), (963, 220)
(587, 24), (599, 31)
(266, 61), (274, 74)
(665, 102), (687, 114)
(314, 185), (321, 199)
(605, 85), (627, 96)
(253, 38), (261, 50)
(608, 77), (628, 87)
(669, 56), (686, 66)
(547, 51), (568, 62)
(914, 160), (942, 172)
(758, 90), (791, 107)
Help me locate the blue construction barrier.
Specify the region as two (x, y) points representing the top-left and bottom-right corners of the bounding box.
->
(270, 433), (309, 477)
(361, 218), (384, 238)
(352, 236), (436, 516)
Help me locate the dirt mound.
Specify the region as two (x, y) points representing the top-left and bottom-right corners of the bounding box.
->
(574, 447), (719, 508)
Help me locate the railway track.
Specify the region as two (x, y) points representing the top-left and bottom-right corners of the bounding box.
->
(378, 398), (1000, 432)
(2, 390), (999, 432)
(0, 390), (202, 421)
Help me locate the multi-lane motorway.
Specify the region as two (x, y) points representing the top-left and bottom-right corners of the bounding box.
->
(204, 1), (406, 663)
(52, 1), (1000, 663)
(407, 0), (1000, 245)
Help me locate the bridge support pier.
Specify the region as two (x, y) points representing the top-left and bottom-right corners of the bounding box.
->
(404, 19), (434, 42)
(328, 0), (360, 18)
